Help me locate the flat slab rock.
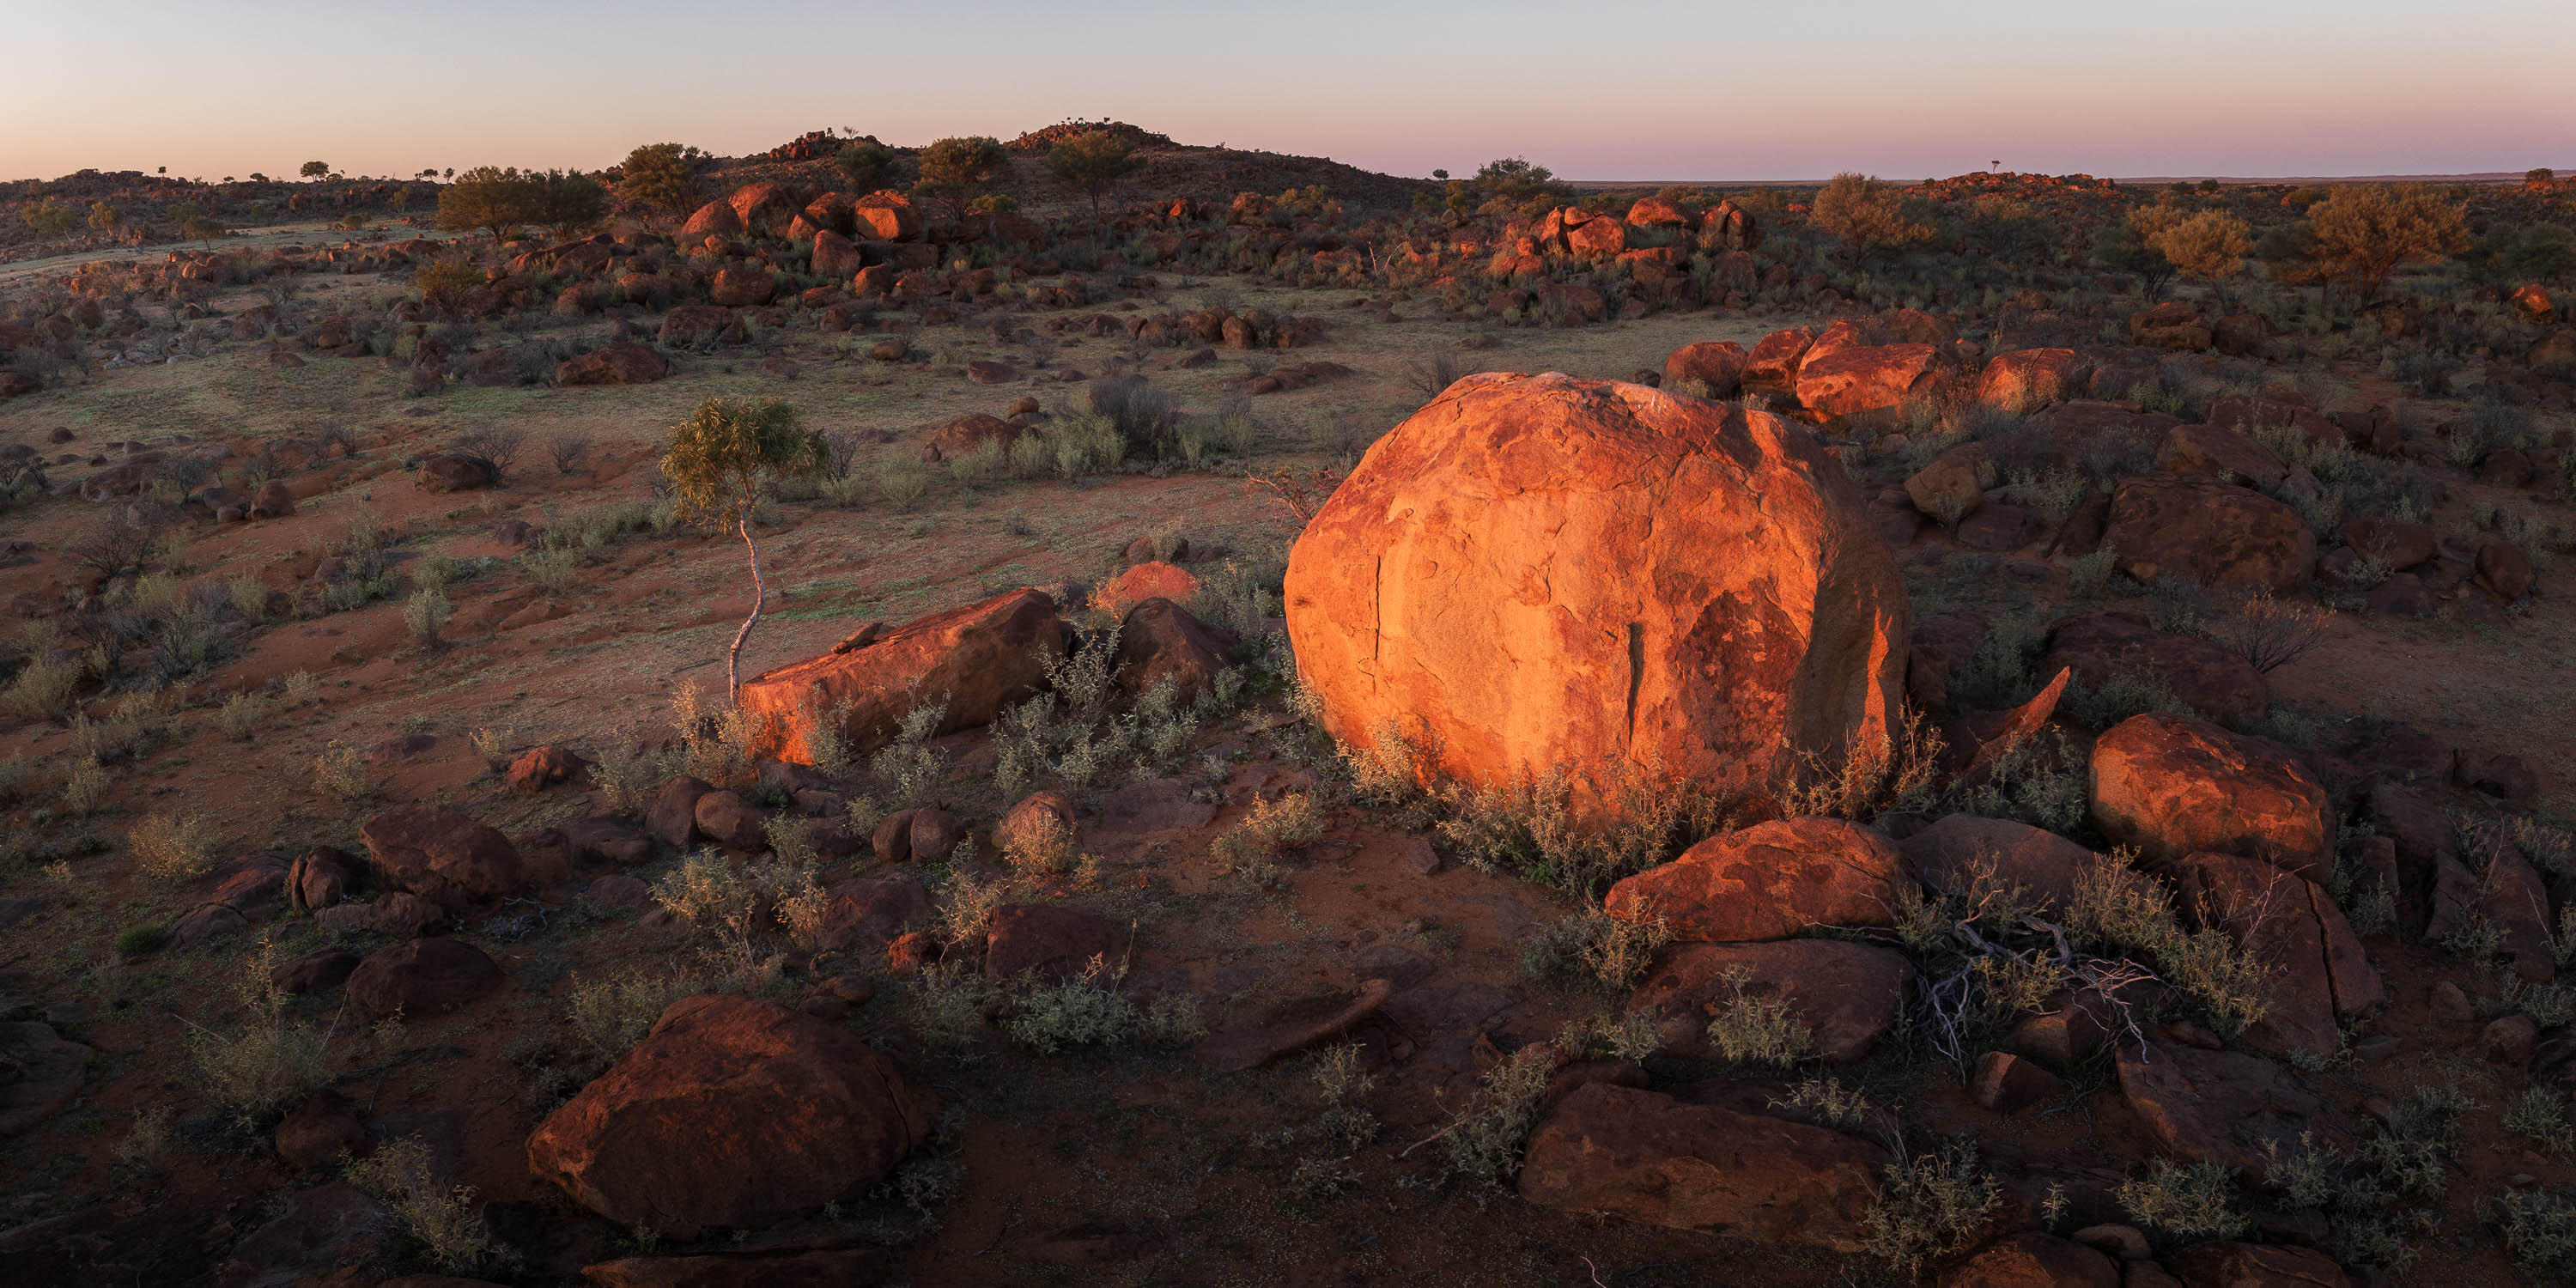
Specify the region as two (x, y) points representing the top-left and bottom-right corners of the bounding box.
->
(1517, 1081), (1886, 1252)
(1194, 977), (1394, 1072)
(1625, 939), (1911, 1064)
(2117, 1040), (2351, 1184)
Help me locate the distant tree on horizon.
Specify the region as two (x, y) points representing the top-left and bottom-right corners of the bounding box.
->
(618, 142), (707, 228)
(436, 166), (538, 243)
(532, 169), (607, 240)
(915, 136), (1009, 217)
(299, 161), (329, 181)
(1047, 130), (1147, 225)
(1473, 156), (1566, 202)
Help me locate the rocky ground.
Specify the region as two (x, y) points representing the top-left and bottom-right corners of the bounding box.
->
(1, 151), (2574, 1287)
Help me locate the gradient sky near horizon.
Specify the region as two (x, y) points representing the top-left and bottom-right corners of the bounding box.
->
(7, 0), (2573, 184)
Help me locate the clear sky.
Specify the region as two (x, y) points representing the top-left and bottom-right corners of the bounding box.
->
(5, 0), (2571, 183)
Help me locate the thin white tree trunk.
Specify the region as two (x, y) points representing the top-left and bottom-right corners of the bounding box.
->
(727, 510), (764, 702)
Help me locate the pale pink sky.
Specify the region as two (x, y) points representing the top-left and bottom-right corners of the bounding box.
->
(5, 1), (2571, 183)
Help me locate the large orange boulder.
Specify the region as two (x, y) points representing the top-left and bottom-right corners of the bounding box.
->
(678, 200), (741, 240)
(1661, 341), (1747, 397)
(853, 190), (922, 242)
(1794, 343), (1941, 419)
(526, 995), (932, 1239)
(1742, 327), (1816, 389)
(2089, 713), (2333, 878)
(811, 229), (864, 279)
(738, 587), (1067, 762)
(1282, 373), (1908, 813)
(1604, 817), (1915, 942)
(1973, 348), (2092, 411)
(725, 181), (803, 234)
(2103, 473), (2316, 593)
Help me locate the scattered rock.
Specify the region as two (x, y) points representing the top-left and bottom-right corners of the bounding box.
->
(2104, 473), (2315, 593)
(505, 744), (586, 793)
(1940, 1232), (2119, 1288)
(2041, 611), (2269, 727)
(1517, 1082), (1887, 1251)
(738, 588), (1068, 762)
(1971, 1051), (2069, 1115)
(1626, 939), (1911, 1063)
(985, 905), (1119, 983)
(691, 790), (766, 850)
(1899, 814), (2105, 915)
(1604, 817), (1916, 942)
(2089, 714), (2332, 879)
(346, 938), (504, 1018)
(526, 995), (932, 1240)
(647, 776), (716, 850)
(2165, 1241), (2354, 1288)
(2117, 1042), (2346, 1183)
(360, 805), (532, 900)
(275, 1090), (369, 1170)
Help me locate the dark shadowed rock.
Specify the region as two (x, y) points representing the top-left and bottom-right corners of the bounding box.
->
(1939, 1231), (2118, 1288)
(1899, 815), (2105, 915)
(985, 905), (1119, 983)
(347, 939), (503, 1018)
(1518, 1083), (1887, 1250)
(359, 805), (530, 900)
(2117, 1042), (2348, 1184)
(526, 995), (932, 1240)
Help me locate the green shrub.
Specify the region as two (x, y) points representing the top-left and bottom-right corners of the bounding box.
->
(2065, 855), (2273, 1035)
(1861, 1141), (2003, 1277)
(647, 850), (822, 965)
(946, 437), (1007, 489)
(2117, 1158), (2249, 1241)
(403, 583), (451, 647)
(1769, 1077), (1877, 1130)
(1522, 908), (1670, 993)
(345, 1134), (495, 1272)
(129, 811), (217, 880)
(1049, 410), (1126, 479)
(2505, 1086), (2573, 1157)
(566, 967), (712, 1060)
(2492, 1189), (2576, 1279)
(186, 940), (331, 1122)
(1705, 966), (1817, 1067)
(310, 742), (370, 801)
(116, 922), (169, 957)
(1427, 1044), (1554, 1194)
(877, 454), (933, 508)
